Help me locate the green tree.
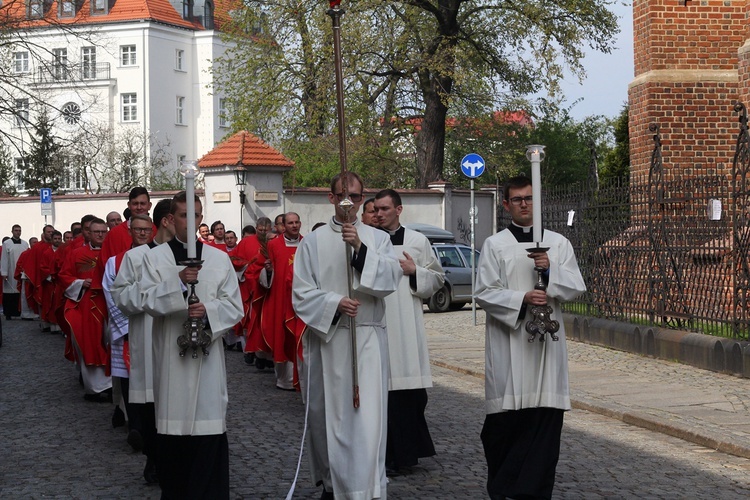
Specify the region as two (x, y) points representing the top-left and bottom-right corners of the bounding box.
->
(217, 0), (619, 188)
(0, 141), (15, 195)
(25, 110), (65, 193)
(600, 105), (629, 180)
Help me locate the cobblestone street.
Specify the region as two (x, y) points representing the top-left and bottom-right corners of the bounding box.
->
(2, 311), (750, 498)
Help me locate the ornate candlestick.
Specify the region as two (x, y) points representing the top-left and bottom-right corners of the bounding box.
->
(524, 145), (559, 342)
(524, 244), (559, 342)
(176, 160), (210, 358)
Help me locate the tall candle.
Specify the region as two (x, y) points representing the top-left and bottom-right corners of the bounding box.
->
(526, 145), (545, 243)
(181, 160), (198, 259)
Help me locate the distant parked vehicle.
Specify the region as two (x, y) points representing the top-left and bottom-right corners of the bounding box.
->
(404, 224), (480, 313)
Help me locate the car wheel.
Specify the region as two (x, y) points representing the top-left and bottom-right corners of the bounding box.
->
(428, 285), (452, 313)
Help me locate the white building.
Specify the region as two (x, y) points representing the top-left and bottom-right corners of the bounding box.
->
(1, 0), (235, 194)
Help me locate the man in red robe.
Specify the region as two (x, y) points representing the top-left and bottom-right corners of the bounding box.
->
(97, 187), (155, 280)
(18, 225), (55, 322)
(55, 219), (91, 346)
(208, 220), (228, 252)
(38, 230), (62, 332)
(58, 217), (111, 402)
(232, 217), (273, 366)
(260, 212), (306, 390)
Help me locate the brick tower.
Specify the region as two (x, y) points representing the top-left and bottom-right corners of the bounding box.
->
(629, 0), (746, 178)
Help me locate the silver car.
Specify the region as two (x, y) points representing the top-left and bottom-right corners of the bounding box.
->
(404, 224), (480, 313)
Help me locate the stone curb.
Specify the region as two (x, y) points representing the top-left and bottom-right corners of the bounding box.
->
(430, 356), (750, 460)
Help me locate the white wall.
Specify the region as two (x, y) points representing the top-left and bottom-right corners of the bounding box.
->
(0, 173), (497, 247)
(0, 191), (184, 240)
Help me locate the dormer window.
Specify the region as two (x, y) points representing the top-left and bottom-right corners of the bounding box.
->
(92, 0), (107, 15)
(59, 0), (75, 17)
(182, 0), (192, 20)
(203, 0), (214, 29)
(28, 0), (43, 18)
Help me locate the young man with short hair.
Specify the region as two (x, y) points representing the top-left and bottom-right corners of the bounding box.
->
(476, 175), (586, 499)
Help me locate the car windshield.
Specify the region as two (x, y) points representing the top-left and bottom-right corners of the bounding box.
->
(459, 247), (480, 267)
(435, 247), (465, 268)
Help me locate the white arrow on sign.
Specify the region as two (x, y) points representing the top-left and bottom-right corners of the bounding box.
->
(462, 159), (484, 177)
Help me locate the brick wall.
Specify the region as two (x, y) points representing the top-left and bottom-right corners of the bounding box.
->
(630, 0), (746, 178)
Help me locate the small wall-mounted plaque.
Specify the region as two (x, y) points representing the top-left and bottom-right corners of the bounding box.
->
(254, 191), (279, 202)
(213, 192), (232, 203)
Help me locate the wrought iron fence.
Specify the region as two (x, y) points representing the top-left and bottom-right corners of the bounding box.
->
(498, 107), (750, 339)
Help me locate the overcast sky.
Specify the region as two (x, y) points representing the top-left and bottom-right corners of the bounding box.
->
(559, 2), (633, 121)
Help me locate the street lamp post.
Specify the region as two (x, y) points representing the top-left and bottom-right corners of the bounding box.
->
(234, 166), (247, 228)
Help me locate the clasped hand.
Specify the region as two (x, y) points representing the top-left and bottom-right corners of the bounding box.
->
(341, 223), (361, 252)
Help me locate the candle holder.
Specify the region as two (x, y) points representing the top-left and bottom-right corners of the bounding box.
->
(176, 258), (210, 358)
(524, 244), (559, 343)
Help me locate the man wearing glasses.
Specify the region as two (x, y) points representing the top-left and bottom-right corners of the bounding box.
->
(98, 187), (156, 281)
(58, 217), (112, 402)
(293, 172), (400, 500)
(475, 175), (586, 499)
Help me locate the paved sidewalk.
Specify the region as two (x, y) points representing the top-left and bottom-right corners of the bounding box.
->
(425, 308), (750, 460)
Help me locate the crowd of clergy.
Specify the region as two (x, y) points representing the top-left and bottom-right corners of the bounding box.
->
(0, 172), (585, 500)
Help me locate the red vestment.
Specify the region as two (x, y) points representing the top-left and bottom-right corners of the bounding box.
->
(96, 220), (156, 284)
(260, 236), (305, 364)
(54, 237), (84, 340)
(261, 236), (307, 388)
(20, 241), (51, 314)
(233, 235), (269, 352)
(207, 241), (228, 253)
(58, 244), (109, 367)
(38, 244), (59, 324)
(13, 246), (39, 314)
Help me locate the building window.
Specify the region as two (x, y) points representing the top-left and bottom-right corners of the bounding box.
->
(59, 0), (75, 17)
(15, 99), (29, 127)
(177, 154), (186, 166)
(123, 166), (137, 186)
(121, 93), (137, 122)
(15, 158), (25, 191)
(121, 45), (136, 66)
(92, 0), (107, 15)
(82, 47), (96, 79)
(29, 0), (43, 18)
(183, 0), (192, 19)
(52, 48), (68, 81)
(175, 49), (184, 71)
(219, 98), (230, 128)
(176, 96), (185, 125)
(61, 102), (81, 125)
(65, 167), (86, 190)
(13, 51), (29, 74)
(203, 1), (214, 29)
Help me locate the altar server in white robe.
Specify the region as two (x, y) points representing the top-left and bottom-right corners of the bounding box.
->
(373, 189), (444, 472)
(1, 225), (28, 319)
(475, 175), (586, 500)
(139, 192), (243, 499)
(293, 172), (401, 500)
(111, 199), (175, 484)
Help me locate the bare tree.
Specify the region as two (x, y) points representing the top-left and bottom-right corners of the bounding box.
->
(66, 124), (179, 193)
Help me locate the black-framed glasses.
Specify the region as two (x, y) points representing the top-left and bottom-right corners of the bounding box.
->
(131, 227), (153, 234)
(334, 192), (363, 203)
(509, 196), (533, 206)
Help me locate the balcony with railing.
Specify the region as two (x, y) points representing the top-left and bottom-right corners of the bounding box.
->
(34, 62), (111, 84)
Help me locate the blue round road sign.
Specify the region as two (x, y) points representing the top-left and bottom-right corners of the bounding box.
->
(460, 153), (485, 179)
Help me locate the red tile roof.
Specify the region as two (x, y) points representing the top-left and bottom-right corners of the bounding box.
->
(198, 131), (295, 169)
(1, 0), (241, 30)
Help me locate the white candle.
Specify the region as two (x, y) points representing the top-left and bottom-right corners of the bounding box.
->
(526, 145), (545, 243)
(181, 160), (198, 259)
